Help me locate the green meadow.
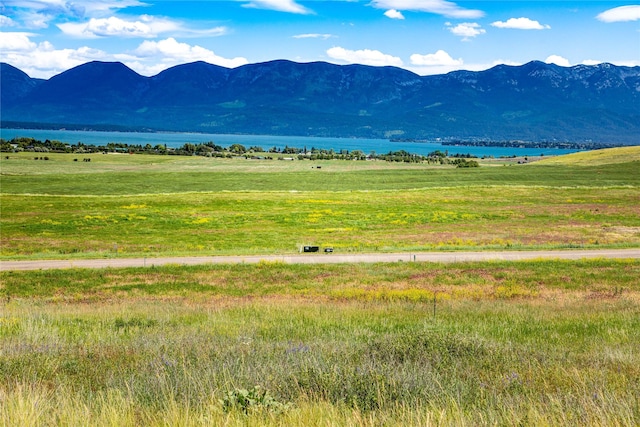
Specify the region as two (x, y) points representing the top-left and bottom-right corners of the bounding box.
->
(1, 146), (639, 425)
(2, 148), (639, 258)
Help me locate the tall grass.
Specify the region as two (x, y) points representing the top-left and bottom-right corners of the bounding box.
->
(2, 299), (638, 425)
(1, 260), (639, 425)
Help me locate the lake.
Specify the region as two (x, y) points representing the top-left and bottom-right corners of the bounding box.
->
(0, 128), (580, 158)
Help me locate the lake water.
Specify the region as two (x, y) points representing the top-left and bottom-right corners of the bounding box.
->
(0, 128), (580, 158)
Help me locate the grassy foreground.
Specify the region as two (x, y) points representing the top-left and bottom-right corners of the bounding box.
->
(1, 259), (639, 426)
(1, 146), (639, 425)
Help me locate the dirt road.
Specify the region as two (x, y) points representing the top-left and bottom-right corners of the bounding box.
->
(2, 248), (639, 271)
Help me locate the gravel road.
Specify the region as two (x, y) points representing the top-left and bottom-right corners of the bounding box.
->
(2, 248), (639, 271)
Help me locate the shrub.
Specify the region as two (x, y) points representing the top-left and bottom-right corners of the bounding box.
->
(220, 386), (290, 414)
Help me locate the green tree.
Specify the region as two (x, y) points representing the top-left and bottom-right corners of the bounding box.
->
(183, 143), (197, 154)
(229, 143), (247, 154)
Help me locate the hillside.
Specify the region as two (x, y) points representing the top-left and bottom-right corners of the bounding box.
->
(2, 60), (639, 143)
(535, 145), (640, 166)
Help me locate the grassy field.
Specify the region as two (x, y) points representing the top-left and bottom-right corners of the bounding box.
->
(2, 150), (640, 194)
(535, 146), (640, 166)
(1, 146), (639, 425)
(2, 148), (639, 259)
(1, 259), (639, 426)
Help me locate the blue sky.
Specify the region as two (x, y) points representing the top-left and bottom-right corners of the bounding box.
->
(1, 0), (639, 78)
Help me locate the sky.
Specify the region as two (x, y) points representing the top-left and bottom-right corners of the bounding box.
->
(1, 0), (639, 79)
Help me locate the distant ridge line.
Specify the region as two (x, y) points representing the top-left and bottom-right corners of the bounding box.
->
(2, 60), (639, 144)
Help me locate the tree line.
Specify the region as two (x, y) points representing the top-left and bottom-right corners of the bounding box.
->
(1, 137), (478, 166)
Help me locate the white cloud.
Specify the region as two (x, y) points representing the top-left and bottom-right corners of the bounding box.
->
(78, 0), (146, 15)
(0, 32), (37, 51)
(11, 10), (52, 29)
(0, 32), (108, 78)
(4, 0), (145, 28)
(613, 60), (640, 67)
(293, 33), (334, 39)
(491, 17), (550, 30)
(326, 46), (403, 67)
(446, 22), (485, 40)
(384, 9), (405, 19)
(0, 15), (17, 27)
(490, 59), (523, 68)
(410, 49), (462, 66)
(241, 0), (313, 14)
(57, 15), (227, 39)
(596, 5), (640, 22)
(4, 0), (144, 15)
(371, 0), (484, 19)
(578, 59), (640, 67)
(133, 37), (249, 69)
(545, 55), (570, 67)
(408, 58), (525, 76)
(0, 32), (247, 78)
(59, 16), (153, 38)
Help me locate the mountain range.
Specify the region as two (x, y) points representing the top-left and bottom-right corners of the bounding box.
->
(2, 60), (639, 144)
